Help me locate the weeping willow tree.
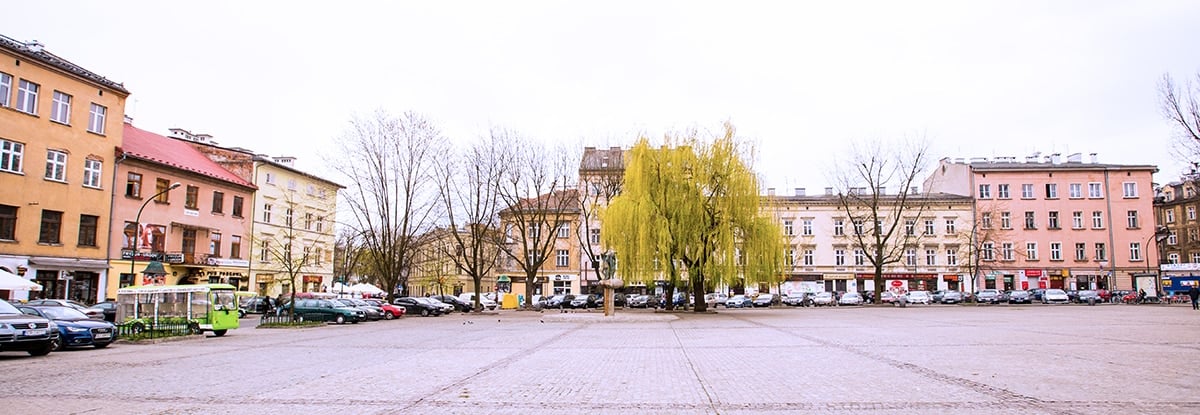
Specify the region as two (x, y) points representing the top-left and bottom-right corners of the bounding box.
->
(603, 123), (783, 312)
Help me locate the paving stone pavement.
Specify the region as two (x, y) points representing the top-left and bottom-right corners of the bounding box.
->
(3, 304), (1199, 414)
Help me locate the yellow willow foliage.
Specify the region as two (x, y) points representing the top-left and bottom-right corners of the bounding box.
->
(602, 123), (784, 288)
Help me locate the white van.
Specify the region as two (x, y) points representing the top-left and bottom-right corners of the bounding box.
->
(458, 292), (499, 311)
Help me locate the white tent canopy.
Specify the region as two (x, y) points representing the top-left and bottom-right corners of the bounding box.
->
(0, 269), (42, 291)
(330, 282), (386, 295)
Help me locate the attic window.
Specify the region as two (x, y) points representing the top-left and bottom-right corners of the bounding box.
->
(601, 162), (608, 168)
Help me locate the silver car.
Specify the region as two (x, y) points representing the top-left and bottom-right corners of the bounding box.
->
(1042, 289), (1070, 304)
(812, 292), (835, 306)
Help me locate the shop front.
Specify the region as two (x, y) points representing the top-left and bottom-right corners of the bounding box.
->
(28, 256), (107, 303)
(856, 273), (937, 292)
(1159, 263), (1200, 295)
(942, 274), (960, 291)
(823, 274), (854, 293)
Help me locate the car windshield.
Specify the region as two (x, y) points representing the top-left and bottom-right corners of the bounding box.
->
(1046, 289), (1067, 296)
(816, 293), (832, 298)
(0, 299), (20, 314)
(910, 292), (928, 297)
(757, 295), (772, 300)
(36, 306), (89, 320)
(1079, 290), (1098, 296)
(1011, 290), (1028, 295)
(413, 298), (434, 305)
(843, 293), (861, 299)
(730, 295), (745, 301)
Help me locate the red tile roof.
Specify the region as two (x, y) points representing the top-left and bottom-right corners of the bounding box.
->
(121, 123), (256, 189)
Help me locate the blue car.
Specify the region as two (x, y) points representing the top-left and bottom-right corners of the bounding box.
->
(19, 305), (116, 350)
(725, 295), (754, 308)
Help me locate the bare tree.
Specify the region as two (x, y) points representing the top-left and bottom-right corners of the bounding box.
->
(435, 134), (504, 311)
(493, 130), (580, 308)
(961, 202), (1018, 300)
(1160, 73), (1200, 165)
(259, 191), (332, 320)
(576, 147), (624, 288)
(332, 227), (364, 286)
(830, 137), (934, 304)
(330, 110), (446, 303)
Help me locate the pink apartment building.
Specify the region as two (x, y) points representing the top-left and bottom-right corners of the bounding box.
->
(925, 153), (1157, 292)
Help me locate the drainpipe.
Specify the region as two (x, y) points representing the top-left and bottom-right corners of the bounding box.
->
(1103, 170), (1116, 291)
(103, 152), (128, 300)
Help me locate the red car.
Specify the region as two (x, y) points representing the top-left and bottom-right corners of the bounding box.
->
(362, 299), (405, 319)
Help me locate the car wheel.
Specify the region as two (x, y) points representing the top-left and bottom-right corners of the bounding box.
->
(335, 315), (346, 325)
(51, 336), (64, 351)
(421, 309), (430, 317)
(212, 330), (227, 337)
(238, 310), (246, 318)
(29, 341), (53, 356)
(383, 312), (395, 320)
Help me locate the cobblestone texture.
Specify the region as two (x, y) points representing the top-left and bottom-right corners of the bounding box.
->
(2, 304), (1198, 414)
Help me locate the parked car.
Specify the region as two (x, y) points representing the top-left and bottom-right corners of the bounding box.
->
(425, 297), (456, 314)
(335, 298), (384, 321)
(360, 299), (406, 319)
(782, 292), (812, 307)
(1029, 288), (1046, 302)
(812, 292), (836, 307)
(628, 295), (659, 308)
(880, 291), (896, 304)
(1076, 290), (1103, 304)
(545, 295), (571, 308)
(837, 292), (864, 306)
(940, 291), (964, 304)
(725, 295), (753, 308)
(593, 293), (626, 308)
(25, 299), (104, 320)
(239, 296), (274, 316)
(432, 295), (474, 313)
(18, 305), (116, 350)
(1007, 290), (1032, 304)
(705, 293), (729, 308)
(458, 293), (499, 311)
(0, 299), (55, 356)
(906, 291), (932, 305)
(976, 289), (1002, 304)
(91, 300), (118, 322)
(930, 290), (946, 303)
(393, 297), (444, 317)
(1042, 289), (1070, 304)
(280, 299), (366, 324)
(752, 293), (777, 307)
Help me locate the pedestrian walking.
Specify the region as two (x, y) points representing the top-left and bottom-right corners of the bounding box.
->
(1188, 285), (1199, 310)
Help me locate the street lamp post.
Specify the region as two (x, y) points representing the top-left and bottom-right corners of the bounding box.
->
(130, 182), (182, 280)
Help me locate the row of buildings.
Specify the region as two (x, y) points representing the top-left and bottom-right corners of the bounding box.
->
(0, 36), (340, 303)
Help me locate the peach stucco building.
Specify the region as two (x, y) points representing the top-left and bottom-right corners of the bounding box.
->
(925, 154), (1157, 291)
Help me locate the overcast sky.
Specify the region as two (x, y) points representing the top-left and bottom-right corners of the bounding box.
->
(8, 1), (1200, 192)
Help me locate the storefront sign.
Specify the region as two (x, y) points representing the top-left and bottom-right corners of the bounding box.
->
(942, 274), (959, 282)
(1025, 269), (1043, 277)
(823, 274), (854, 280)
(856, 273), (937, 280)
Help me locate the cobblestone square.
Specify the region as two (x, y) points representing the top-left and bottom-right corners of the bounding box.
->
(3, 304), (1198, 414)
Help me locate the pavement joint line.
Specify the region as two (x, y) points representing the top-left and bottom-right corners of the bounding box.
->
(668, 316), (721, 414)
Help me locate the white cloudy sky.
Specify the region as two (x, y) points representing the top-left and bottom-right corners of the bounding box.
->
(8, 1), (1200, 192)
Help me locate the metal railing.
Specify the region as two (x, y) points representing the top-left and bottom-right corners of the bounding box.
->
(115, 320), (198, 340)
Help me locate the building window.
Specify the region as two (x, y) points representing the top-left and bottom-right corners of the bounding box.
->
(782, 249), (794, 266)
(1088, 182), (1103, 198)
(833, 219), (844, 236)
(1166, 210), (1175, 223)
(316, 216), (325, 233)
(1069, 183), (1082, 199)
(981, 242), (994, 261)
(88, 103), (107, 134)
(853, 220), (864, 236)
(834, 249), (845, 266)
(230, 235), (242, 259)
(1191, 229), (1198, 244)
(1021, 184), (1034, 199)
(1026, 242), (1038, 260)
(16, 79), (38, 114)
(287, 179), (297, 191)
(44, 150), (66, 182)
(1023, 211), (1036, 229)
(1129, 242), (1141, 261)
(50, 91), (71, 124)
(1193, 253), (1200, 263)
(802, 219), (813, 236)
(945, 219), (956, 235)
(1092, 211), (1104, 229)
(184, 185), (199, 210)
(232, 196), (244, 217)
(978, 184), (991, 199)
(1126, 210), (1139, 228)
(1072, 211), (1083, 229)
(212, 191), (224, 214)
(302, 212), (311, 230)
(1075, 243), (1086, 261)
(1001, 242), (1014, 261)
(1047, 211), (1059, 229)
(997, 184), (1010, 199)
(854, 249), (865, 266)
(262, 204), (272, 223)
(1189, 206), (1197, 221)
(557, 223), (569, 238)
(905, 248), (917, 266)
(0, 139), (23, 174)
(0, 204), (15, 240)
(946, 249), (957, 266)
(589, 228), (600, 244)
(260, 240), (270, 262)
(264, 172), (275, 184)
(210, 232), (222, 256)
(1045, 183), (1058, 199)
(1049, 242), (1061, 261)
(1000, 212), (1011, 229)
(82, 159), (102, 188)
(1169, 253), (1180, 264)
(1095, 243), (1106, 261)
(528, 224), (540, 239)
(1168, 231), (1177, 245)
(78, 214), (98, 247)
(38, 209), (62, 244)
(783, 220), (794, 236)
(924, 220), (935, 235)
(154, 179), (171, 202)
(904, 219), (915, 236)
(0, 72), (10, 107)
(126, 173), (142, 198)
(981, 212), (992, 229)
(1122, 182), (1137, 198)
(925, 249), (936, 266)
(803, 249), (814, 266)
(285, 208), (294, 227)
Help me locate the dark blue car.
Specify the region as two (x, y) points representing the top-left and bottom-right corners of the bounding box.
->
(19, 305), (116, 350)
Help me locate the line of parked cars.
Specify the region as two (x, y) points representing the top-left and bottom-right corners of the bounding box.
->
(2, 298), (117, 357)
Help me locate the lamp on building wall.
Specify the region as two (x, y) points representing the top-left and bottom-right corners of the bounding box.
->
(130, 182), (182, 281)
(15, 265), (27, 276)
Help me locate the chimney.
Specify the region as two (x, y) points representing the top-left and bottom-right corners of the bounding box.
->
(273, 156), (296, 167)
(767, 188), (776, 196)
(825, 187), (834, 196)
(1066, 153), (1082, 163)
(1050, 153), (1062, 164)
(25, 40), (44, 53)
(794, 188), (805, 197)
(1089, 153), (1099, 163)
(123, 115), (134, 124)
(909, 186), (919, 195)
(877, 186), (885, 195)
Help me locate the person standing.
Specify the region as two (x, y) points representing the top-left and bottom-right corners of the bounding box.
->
(1188, 285), (1199, 310)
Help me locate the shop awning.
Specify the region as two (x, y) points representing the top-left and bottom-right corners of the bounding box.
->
(497, 275), (511, 282)
(28, 256), (109, 270)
